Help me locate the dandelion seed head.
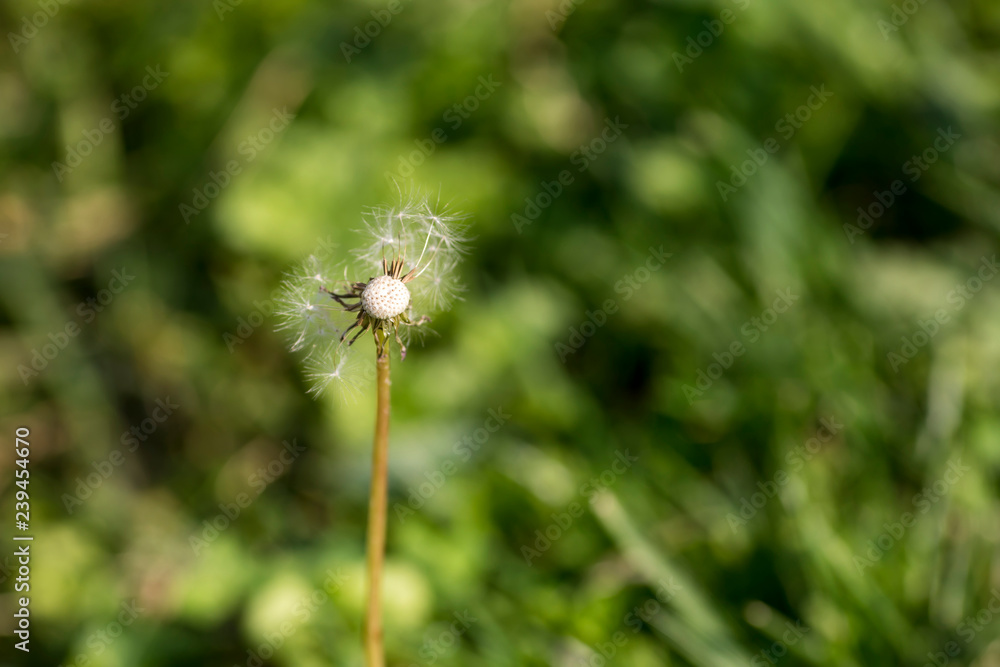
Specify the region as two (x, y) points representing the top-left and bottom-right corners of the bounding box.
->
(361, 275), (410, 319)
(276, 190), (471, 398)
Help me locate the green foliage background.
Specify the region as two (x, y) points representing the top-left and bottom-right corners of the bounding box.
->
(1, 0), (999, 665)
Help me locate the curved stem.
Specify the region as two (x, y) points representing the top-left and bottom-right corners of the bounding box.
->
(365, 332), (391, 667)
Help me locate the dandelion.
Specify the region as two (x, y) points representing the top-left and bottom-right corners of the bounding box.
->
(278, 195), (470, 370)
(276, 191), (470, 667)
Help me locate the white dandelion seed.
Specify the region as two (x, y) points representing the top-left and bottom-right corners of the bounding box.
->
(303, 344), (370, 402)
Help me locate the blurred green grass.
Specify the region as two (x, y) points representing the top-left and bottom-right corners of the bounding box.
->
(1, 0), (1000, 665)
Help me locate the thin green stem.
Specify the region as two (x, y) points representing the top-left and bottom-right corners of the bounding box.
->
(365, 331), (391, 667)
